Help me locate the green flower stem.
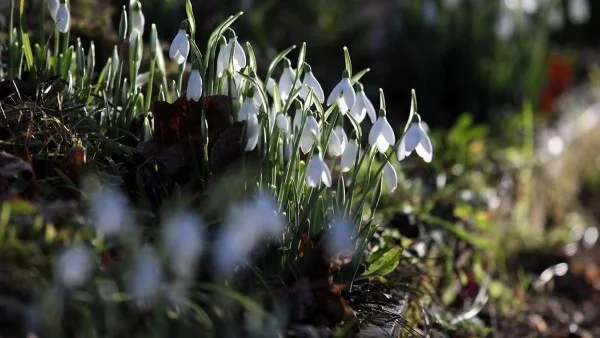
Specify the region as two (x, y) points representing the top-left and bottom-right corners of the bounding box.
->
(144, 58), (156, 114)
(53, 28), (60, 74)
(177, 61), (186, 94)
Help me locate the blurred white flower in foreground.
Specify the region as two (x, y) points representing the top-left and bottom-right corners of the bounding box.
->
(397, 121), (433, 163)
(306, 153), (332, 187)
(169, 28), (190, 65)
(89, 187), (130, 238)
(163, 212), (204, 281)
(495, 12), (515, 40)
(568, 0), (590, 24)
(214, 193), (284, 274)
(369, 113), (395, 153)
(129, 246), (162, 306)
(326, 217), (354, 258)
(56, 244), (93, 289)
(327, 71), (355, 114)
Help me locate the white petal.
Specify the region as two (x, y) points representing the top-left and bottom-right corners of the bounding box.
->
(169, 30), (189, 65)
(383, 162), (398, 193)
(293, 109), (303, 133)
(341, 139), (359, 172)
(415, 124), (433, 162)
(56, 4), (70, 33)
(337, 97), (349, 114)
(403, 123), (421, 153)
(375, 135), (390, 153)
(301, 72), (325, 103)
(232, 38), (247, 70)
(368, 119), (383, 147)
(245, 113), (260, 151)
(341, 78), (356, 110)
(237, 98), (256, 122)
(380, 117), (396, 145)
(327, 81), (344, 106)
(328, 131), (343, 157)
(363, 93), (377, 124)
(306, 155), (323, 187)
(397, 135), (408, 162)
(279, 67), (296, 100)
(276, 113), (289, 133)
(349, 93), (366, 123)
(320, 159), (332, 187)
(49, 0), (59, 22)
(266, 78), (277, 97)
(216, 42), (230, 78)
(132, 10), (145, 35)
(186, 70), (203, 101)
(300, 116), (319, 153)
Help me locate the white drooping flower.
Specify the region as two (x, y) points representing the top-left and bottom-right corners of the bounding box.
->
(300, 114), (320, 154)
(279, 59), (300, 100)
(299, 65), (325, 104)
(368, 112), (395, 153)
(216, 37), (247, 78)
(48, 0), (60, 22)
(292, 106), (304, 133)
(266, 77), (277, 97)
(568, 0), (590, 24)
(276, 113), (290, 134)
(129, 245), (162, 306)
(245, 113), (260, 151)
(306, 153), (332, 188)
(397, 121), (433, 163)
(350, 84), (377, 123)
(56, 3), (70, 33)
(214, 193), (284, 274)
(169, 29), (190, 65)
(341, 138), (359, 172)
(382, 161), (398, 193)
(89, 186), (130, 238)
(186, 69), (203, 101)
(131, 1), (145, 35)
(163, 212), (204, 281)
(129, 28), (142, 63)
(327, 70), (355, 114)
(328, 125), (347, 157)
(56, 244), (93, 289)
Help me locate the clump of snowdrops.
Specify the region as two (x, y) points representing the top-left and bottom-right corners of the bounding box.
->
(2, 0), (435, 334)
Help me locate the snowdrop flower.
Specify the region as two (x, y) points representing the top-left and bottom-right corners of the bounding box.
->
(56, 2), (70, 33)
(266, 77), (277, 97)
(328, 125), (347, 157)
(169, 28), (190, 65)
(299, 64), (325, 104)
(495, 12), (515, 40)
(327, 70), (355, 114)
(292, 104), (304, 133)
(397, 121), (433, 163)
(89, 186), (130, 238)
(186, 69), (203, 101)
(276, 113), (290, 134)
(306, 152), (332, 187)
(129, 28), (142, 64)
(48, 0), (59, 22)
(326, 217), (354, 257)
(237, 89), (259, 122)
(568, 0), (590, 25)
(56, 244), (93, 289)
(341, 137), (359, 172)
(279, 58), (300, 100)
(350, 83), (377, 123)
(223, 72), (243, 99)
(215, 193), (284, 274)
(245, 112), (260, 151)
(131, 1), (145, 35)
(163, 212), (204, 281)
(216, 36), (247, 78)
(129, 246), (162, 306)
(383, 161), (398, 193)
(368, 110), (395, 153)
(300, 114), (320, 154)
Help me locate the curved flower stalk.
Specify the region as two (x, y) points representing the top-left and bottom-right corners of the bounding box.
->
(328, 125), (347, 157)
(327, 70), (355, 114)
(382, 161), (398, 193)
(56, 2), (70, 33)
(368, 109), (395, 153)
(299, 64), (325, 104)
(169, 26), (189, 65)
(397, 120), (433, 163)
(306, 152), (332, 187)
(350, 83), (377, 124)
